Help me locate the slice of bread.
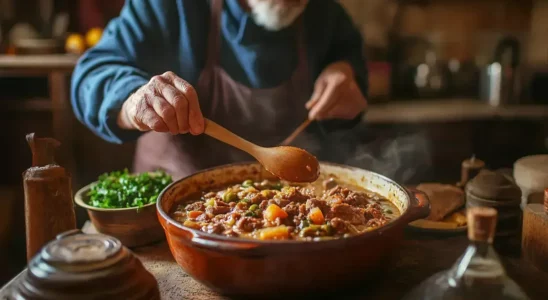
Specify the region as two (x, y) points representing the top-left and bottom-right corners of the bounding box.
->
(416, 183), (465, 221)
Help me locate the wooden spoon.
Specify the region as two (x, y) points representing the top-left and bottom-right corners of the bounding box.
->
(204, 119), (319, 183)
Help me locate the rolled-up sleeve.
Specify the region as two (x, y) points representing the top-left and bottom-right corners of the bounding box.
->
(71, 0), (174, 144)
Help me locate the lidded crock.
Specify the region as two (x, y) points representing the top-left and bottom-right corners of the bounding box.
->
(11, 229), (160, 300)
(465, 169), (522, 256)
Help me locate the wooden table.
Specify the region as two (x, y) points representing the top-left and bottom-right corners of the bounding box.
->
(2, 231), (547, 300)
(0, 54), (79, 183)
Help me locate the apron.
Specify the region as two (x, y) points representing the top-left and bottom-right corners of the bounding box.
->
(133, 0), (313, 180)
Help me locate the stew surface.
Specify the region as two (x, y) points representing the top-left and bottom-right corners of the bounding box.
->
(171, 178), (399, 241)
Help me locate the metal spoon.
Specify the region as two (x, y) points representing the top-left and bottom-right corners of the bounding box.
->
(204, 119), (320, 183)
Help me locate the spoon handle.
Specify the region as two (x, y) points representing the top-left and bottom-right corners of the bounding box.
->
(203, 119), (258, 155)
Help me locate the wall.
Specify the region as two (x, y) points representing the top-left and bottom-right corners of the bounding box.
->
(340, 0), (536, 63)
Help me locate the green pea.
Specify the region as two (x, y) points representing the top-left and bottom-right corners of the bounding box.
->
(242, 179), (254, 187)
(223, 191), (238, 203)
(321, 224), (334, 236)
(300, 219), (310, 229)
(244, 211), (256, 217)
(272, 182), (283, 190)
(249, 204), (259, 211)
(299, 225), (321, 237)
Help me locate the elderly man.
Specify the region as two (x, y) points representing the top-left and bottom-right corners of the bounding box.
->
(71, 0), (368, 179)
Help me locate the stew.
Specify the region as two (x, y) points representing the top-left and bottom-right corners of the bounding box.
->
(170, 178), (399, 241)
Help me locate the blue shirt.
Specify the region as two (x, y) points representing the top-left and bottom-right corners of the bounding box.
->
(71, 0), (368, 144)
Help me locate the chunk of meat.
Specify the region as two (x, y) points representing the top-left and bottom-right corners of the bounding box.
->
(299, 204), (307, 214)
(280, 187), (309, 203)
(206, 203), (231, 215)
(330, 217), (347, 233)
(344, 191), (370, 207)
(215, 200), (229, 207)
(236, 217), (263, 232)
(203, 223), (224, 234)
(259, 200), (269, 210)
(364, 203), (384, 220)
(185, 202), (205, 212)
(366, 218), (387, 228)
(247, 193), (263, 204)
(281, 202), (300, 226)
(306, 199), (330, 215)
(283, 202), (300, 218)
(195, 213), (211, 222)
(326, 204), (366, 225)
(324, 186), (370, 207)
(273, 198), (290, 208)
(235, 201), (248, 211)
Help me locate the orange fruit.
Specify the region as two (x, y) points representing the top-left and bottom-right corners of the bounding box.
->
(85, 27), (103, 48)
(65, 33), (86, 54)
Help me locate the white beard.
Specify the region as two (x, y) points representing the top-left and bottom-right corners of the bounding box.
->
(247, 0), (307, 31)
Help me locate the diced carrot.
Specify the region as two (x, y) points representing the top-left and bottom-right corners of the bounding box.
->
(258, 226), (290, 240)
(308, 207), (324, 225)
(188, 211), (203, 219)
(263, 204), (288, 222)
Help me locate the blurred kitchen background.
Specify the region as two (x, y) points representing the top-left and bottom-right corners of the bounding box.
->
(1, 0), (548, 286)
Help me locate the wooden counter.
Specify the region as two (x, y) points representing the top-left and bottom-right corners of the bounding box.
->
(2, 232), (547, 300)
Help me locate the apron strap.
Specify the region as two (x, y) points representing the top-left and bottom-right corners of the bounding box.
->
(295, 16), (308, 78)
(205, 0), (224, 70)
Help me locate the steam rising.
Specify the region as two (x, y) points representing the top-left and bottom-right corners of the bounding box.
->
(293, 123), (432, 184)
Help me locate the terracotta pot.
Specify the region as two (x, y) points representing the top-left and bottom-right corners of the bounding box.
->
(156, 162), (430, 297)
(75, 184), (165, 248)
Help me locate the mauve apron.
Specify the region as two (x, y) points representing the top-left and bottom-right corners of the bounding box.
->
(133, 0), (312, 180)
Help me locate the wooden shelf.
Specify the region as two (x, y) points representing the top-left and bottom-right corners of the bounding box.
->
(0, 54), (78, 70)
(365, 99), (548, 123)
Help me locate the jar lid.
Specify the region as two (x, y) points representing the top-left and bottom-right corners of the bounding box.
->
(41, 230), (123, 269)
(466, 169), (521, 201)
(12, 230), (160, 300)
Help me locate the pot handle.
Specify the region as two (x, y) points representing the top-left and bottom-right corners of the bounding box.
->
(405, 188), (431, 222)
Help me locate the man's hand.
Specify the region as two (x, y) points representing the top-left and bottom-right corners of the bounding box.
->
(117, 71), (205, 135)
(305, 61), (367, 120)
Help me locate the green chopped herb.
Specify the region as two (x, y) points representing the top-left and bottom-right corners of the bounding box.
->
(86, 169), (172, 209)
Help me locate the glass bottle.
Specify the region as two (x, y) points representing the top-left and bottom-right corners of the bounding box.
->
(403, 207), (530, 300)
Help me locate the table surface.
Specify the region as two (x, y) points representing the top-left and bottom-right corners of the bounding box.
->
(2, 232), (547, 300)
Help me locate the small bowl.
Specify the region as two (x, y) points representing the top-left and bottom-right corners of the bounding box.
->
(74, 183), (165, 248)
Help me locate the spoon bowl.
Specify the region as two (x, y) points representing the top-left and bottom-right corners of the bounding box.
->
(203, 119), (319, 183)
(255, 146), (319, 183)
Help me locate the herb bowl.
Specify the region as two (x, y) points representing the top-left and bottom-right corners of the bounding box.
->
(74, 171), (170, 248)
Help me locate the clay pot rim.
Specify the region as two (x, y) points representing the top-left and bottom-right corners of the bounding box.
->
(74, 182), (157, 212)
